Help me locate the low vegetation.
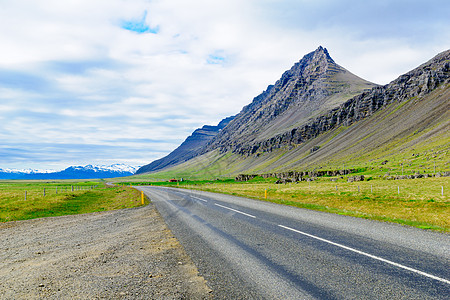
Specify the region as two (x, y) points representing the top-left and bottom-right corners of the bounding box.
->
(0, 181), (146, 222)
(121, 176), (449, 232)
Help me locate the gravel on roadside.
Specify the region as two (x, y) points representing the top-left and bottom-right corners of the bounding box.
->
(0, 203), (213, 299)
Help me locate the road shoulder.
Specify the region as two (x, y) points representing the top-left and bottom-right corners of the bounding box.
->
(0, 203), (212, 299)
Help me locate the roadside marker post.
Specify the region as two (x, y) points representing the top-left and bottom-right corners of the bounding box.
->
(141, 191), (145, 205)
(265, 189), (267, 199)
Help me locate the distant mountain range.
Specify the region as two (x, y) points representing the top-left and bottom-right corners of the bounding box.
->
(136, 46), (449, 178)
(0, 164), (138, 180)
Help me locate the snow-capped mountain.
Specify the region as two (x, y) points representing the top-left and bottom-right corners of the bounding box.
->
(0, 168), (56, 174)
(0, 164), (139, 180)
(68, 164), (139, 173)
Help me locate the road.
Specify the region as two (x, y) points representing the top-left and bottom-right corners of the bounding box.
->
(137, 186), (450, 299)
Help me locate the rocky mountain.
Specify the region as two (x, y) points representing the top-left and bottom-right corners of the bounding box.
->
(206, 48), (450, 157)
(0, 164), (138, 180)
(137, 47), (375, 175)
(203, 46), (377, 153)
(136, 116), (234, 174)
(139, 47), (449, 178)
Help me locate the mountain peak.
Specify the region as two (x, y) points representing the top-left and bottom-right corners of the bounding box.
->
(276, 46), (338, 84)
(313, 45), (329, 55)
(312, 46), (333, 62)
(201, 47), (376, 153)
(294, 46), (335, 76)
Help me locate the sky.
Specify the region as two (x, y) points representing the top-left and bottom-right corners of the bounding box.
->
(1, 0), (449, 170)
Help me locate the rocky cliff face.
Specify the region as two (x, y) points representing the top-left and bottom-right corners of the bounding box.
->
(205, 49), (450, 157)
(203, 46), (376, 154)
(136, 116), (234, 174)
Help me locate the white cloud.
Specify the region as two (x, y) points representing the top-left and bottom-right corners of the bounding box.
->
(0, 0), (449, 169)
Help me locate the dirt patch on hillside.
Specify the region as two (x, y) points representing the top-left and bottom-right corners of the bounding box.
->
(0, 203), (212, 299)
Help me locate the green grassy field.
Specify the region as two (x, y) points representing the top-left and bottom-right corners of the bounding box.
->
(120, 176), (449, 232)
(0, 180), (147, 222)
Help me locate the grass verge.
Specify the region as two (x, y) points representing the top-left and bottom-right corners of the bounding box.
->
(0, 181), (148, 222)
(121, 176), (449, 232)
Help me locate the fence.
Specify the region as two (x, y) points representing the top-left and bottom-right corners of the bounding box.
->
(17, 185), (100, 200)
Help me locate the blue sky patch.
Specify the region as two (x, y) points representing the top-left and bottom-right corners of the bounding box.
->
(121, 10), (159, 34)
(207, 52), (226, 65)
(0, 69), (50, 92)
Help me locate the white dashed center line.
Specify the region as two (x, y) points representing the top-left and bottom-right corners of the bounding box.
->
(215, 203), (256, 218)
(278, 224), (450, 284)
(191, 196), (208, 202)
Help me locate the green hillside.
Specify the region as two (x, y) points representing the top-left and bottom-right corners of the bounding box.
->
(133, 49), (449, 181)
(134, 83), (449, 180)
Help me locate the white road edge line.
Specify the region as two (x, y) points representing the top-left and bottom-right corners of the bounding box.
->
(215, 203), (256, 219)
(191, 196), (208, 203)
(278, 224), (450, 285)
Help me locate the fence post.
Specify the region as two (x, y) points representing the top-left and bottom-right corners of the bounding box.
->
(43, 188), (46, 197)
(56, 187), (58, 194)
(25, 191), (27, 200)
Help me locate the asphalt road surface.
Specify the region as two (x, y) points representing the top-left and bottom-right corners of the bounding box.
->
(137, 186), (450, 299)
